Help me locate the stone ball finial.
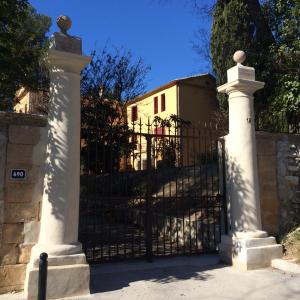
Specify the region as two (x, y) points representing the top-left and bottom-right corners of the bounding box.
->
(233, 50), (246, 64)
(57, 15), (72, 34)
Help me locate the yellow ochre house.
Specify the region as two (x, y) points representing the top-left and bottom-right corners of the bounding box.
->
(126, 73), (218, 127)
(125, 74), (219, 170)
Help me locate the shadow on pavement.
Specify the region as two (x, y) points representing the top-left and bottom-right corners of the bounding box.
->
(90, 256), (227, 293)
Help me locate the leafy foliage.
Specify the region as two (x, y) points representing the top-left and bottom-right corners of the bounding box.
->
(80, 96), (135, 174)
(210, 0), (299, 131)
(80, 47), (150, 174)
(0, 0), (51, 110)
(262, 0), (300, 125)
(81, 47), (150, 103)
(281, 226), (300, 264)
(210, 0), (274, 112)
(153, 115), (191, 168)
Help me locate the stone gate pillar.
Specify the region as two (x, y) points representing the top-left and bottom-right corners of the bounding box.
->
(25, 16), (91, 299)
(217, 51), (282, 270)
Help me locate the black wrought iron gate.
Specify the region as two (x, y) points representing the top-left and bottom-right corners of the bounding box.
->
(79, 117), (227, 263)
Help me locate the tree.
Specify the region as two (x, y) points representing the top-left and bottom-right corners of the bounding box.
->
(161, 0), (278, 112)
(210, 0), (275, 112)
(261, 0), (300, 131)
(198, 0), (299, 129)
(80, 96), (134, 174)
(0, 0), (51, 111)
(80, 46), (151, 174)
(188, 0), (275, 43)
(153, 115), (191, 169)
(81, 47), (150, 103)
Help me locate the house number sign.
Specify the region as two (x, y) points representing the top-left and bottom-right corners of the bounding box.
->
(11, 169), (26, 180)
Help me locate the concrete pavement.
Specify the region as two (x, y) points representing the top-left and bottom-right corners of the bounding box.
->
(1, 255), (299, 300)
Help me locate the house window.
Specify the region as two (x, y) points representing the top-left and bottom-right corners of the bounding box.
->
(161, 94), (166, 112)
(154, 96), (158, 114)
(154, 127), (165, 136)
(131, 106), (137, 122)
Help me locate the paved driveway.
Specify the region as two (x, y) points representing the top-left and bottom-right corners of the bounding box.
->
(2, 255), (300, 300)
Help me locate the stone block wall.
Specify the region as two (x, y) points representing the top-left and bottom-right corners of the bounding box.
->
(0, 110), (298, 294)
(277, 135), (300, 233)
(256, 132), (280, 235)
(256, 132), (300, 236)
(0, 112), (47, 294)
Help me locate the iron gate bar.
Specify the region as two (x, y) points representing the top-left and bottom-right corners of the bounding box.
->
(146, 134), (153, 261)
(79, 118), (227, 263)
(209, 127), (214, 249)
(220, 138), (229, 234)
(139, 119), (143, 256)
(192, 126), (197, 252)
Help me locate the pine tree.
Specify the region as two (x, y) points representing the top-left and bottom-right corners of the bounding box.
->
(210, 0), (275, 112)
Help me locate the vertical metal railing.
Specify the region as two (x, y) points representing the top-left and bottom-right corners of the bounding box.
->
(79, 120), (228, 263)
(145, 134), (153, 262)
(255, 110), (300, 134)
(37, 252), (48, 300)
(220, 139), (228, 234)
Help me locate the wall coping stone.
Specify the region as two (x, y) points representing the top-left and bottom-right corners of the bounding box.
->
(256, 131), (285, 139)
(0, 112), (47, 127)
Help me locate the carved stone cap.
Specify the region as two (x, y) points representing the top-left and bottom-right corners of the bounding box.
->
(49, 32), (82, 55)
(57, 15), (72, 35)
(227, 64), (255, 82)
(227, 50), (255, 82)
(49, 15), (82, 55)
(217, 78), (265, 95)
(217, 50), (265, 94)
(233, 50), (246, 65)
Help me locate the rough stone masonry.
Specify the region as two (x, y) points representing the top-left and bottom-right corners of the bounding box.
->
(0, 112), (47, 294)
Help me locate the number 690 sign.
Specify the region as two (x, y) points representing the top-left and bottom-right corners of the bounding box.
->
(11, 169), (26, 180)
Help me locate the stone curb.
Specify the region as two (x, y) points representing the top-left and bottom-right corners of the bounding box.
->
(271, 259), (300, 274)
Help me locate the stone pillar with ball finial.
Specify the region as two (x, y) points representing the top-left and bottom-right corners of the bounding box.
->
(217, 51), (282, 270)
(24, 16), (91, 299)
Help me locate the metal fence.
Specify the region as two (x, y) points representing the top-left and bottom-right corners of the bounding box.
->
(79, 118), (228, 263)
(255, 110), (300, 134)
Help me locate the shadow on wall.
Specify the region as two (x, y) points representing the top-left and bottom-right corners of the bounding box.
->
(225, 154), (260, 233)
(43, 71), (72, 221)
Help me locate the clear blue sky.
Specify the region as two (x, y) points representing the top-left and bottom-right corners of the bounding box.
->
(29, 0), (213, 92)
